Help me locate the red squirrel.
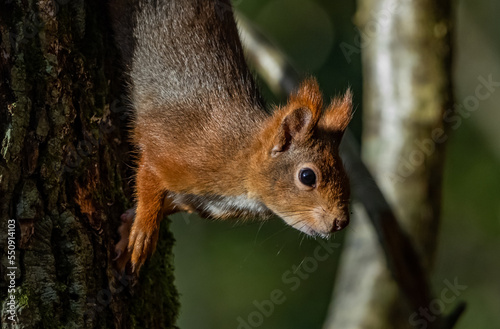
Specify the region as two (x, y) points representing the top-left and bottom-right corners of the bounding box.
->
(111, 0), (353, 272)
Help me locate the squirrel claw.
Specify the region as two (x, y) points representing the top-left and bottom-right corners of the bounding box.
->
(128, 226), (159, 274)
(114, 208), (136, 272)
(113, 250), (122, 261)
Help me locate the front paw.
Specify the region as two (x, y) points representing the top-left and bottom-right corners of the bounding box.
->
(114, 208), (136, 272)
(128, 219), (160, 273)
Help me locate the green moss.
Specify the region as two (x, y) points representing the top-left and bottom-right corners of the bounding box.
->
(1, 123), (13, 160)
(15, 288), (30, 309)
(16, 179), (42, 219)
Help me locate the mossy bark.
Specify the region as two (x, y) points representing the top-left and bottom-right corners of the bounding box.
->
(0, 1), (178, 328)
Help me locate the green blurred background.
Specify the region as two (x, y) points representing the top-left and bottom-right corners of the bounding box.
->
(170, 0), (500, 328)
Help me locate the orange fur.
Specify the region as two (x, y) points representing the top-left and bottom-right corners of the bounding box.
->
(319, 89), (353, 133)
(287, 78), (323, 124)
(112, 0), (354, 274)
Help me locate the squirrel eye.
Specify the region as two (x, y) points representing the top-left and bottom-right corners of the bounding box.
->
(299, 168), (316, 187)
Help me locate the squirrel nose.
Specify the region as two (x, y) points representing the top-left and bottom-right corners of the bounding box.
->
(332, 218), (349, 231)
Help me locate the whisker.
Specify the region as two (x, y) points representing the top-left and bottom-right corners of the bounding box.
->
(259, 225), (291, 244)
(299, 234), (306, 246)
(294, 257), (306, 273)
(276, 241), (287, 256)
(254, 221), (266, 244)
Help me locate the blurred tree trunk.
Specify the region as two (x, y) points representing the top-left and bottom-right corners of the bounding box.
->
(324, 0), (453, 328)
(0, 1), (178, 328)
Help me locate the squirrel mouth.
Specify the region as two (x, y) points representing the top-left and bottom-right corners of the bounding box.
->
(290, 221), (331, 239)
(275, 210), (334, 239)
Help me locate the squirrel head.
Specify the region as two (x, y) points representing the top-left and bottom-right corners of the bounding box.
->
(249, 78), (352, 237)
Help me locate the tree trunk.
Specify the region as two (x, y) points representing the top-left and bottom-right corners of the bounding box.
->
(324, 0), (453, 328)
(0, 1), (178, 328)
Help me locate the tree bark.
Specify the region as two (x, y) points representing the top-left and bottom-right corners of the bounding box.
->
(0, 1), (178, 328)
(324, 0), (454, 328)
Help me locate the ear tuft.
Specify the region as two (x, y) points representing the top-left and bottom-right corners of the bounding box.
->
(320, 88), (353, 133)
(287, 77), (323, 123)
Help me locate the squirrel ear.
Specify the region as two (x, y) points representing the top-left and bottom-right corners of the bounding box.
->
(320, 89), (353, 134)
(288, 77), (323, 116)
(271, 107), (314, 156)
(270, 78), (323, 156)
